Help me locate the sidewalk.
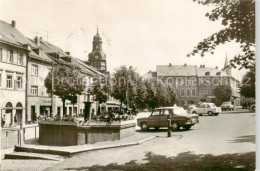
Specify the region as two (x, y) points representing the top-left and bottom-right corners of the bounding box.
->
(12, 133), (156, 157)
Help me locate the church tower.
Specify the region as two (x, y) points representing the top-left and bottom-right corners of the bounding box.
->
(87, 27), (107, 73)
(222, 53), (232, 76)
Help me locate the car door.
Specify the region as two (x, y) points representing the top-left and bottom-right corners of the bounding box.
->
(159, 109), (169, 127)
(148, 109), (161, 127)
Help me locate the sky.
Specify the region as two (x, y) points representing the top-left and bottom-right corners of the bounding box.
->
(0, 0), (247, 80)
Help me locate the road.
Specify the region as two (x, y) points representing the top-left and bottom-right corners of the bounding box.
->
(45, 111), (255, 170)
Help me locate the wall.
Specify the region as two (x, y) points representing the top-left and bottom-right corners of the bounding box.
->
(0, 43), (27, 126)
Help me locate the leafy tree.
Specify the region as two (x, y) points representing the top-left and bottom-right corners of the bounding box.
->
(188, 0), (255, 71)
(135, 77), (147, 110)
(214, 84), (232, 105)
(45, 62), (85, 116)
(88, 77), (110, 114)
(240, 71), (255, 98)
(111, 66), (138, 110)
(144, 79), (157, 110)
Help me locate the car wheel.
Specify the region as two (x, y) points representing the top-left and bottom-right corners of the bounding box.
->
(208, 111), (213, 116)
(215, 113), (219, 116)
(140, 122), (149, 131)
(154, 127), (160, 131)
(184, 125), (191, 130)
(171, 122), (180, 131)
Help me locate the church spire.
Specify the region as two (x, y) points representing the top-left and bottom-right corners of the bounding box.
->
(97, 26), (99, 34)
(223, 53), (231, 76)
(224, 53), (228, 68)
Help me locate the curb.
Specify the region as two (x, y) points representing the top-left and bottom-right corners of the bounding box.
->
(12, 135), (157, 158)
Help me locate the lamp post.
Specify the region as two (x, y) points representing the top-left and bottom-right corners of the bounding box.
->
(126, 66), (132, 110)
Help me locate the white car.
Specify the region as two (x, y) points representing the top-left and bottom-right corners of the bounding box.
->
(221, 101), (234, 111)
(190, 103), (221, 116)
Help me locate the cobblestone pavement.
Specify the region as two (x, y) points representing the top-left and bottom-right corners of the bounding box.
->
(1, 111), (255, 171)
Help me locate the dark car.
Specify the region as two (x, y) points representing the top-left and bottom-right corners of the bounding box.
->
(137, 106), (199, 131)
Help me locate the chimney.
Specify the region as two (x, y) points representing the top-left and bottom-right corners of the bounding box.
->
(216, 66), (218, 69)
(184, 63), (187, 66)
(169, 63), (172, 67)
(203, 65), (205, 68)
(11, 20), (16, 28)
(40, 37), (43, 41)
(200, 65), (202, 68)
(34, 36), (40, 46)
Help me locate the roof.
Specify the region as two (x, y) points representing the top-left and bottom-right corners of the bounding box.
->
(27, 38), (53, 63)
(39, 39), (68, 57)
(0, 20), (37, 49)
(157, 65), (197, 76)
(75, 59), (106, 77)
(197, 67), (228, 77)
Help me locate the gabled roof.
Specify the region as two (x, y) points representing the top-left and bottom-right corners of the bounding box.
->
(157, 65), (197, 76)
(27, 38), (52, 63)
(197, 67), (228, 77)
(75, 59), (106, 77)
(39, 39), (68, 57)
(0, 20), (37, 49)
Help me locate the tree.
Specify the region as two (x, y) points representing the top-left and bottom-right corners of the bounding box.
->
(240, 71), (255, 98)
(144, 79), (157, 110)
(134, 76), (147, 110)
(214, 84), (232, 105)
(188, 0), (255, 71)
(111, 66), (139, 110)
(45, 62), (85, 116)
(88, 77), (110, 114)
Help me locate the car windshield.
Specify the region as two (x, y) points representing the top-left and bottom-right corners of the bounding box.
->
(210, 104), (216, 107)
(223, 102), (231, 104)
(173, 108), (188, 115)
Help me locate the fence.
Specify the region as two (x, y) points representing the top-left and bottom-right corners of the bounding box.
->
(1, 124), (39, 150)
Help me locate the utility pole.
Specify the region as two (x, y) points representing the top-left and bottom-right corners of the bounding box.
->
(51, 59), (54, 116)
(126, 66), (132, 110)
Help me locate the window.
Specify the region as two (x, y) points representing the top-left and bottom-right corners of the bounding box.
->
(0, 73), (2, 87)
(7, 75), (13, 88)
(31, 64), (38, 76)
(16, 76), (22, 89)
(187, 90), (190, 96)
(96, 45), (100, 50)
(31, 86), (38, 95)
(205, 72), (210, 76)
(95, 55), (99, 59)
(206, 89), (210, 95)
(181, 90), (185, 96)
(0, 48), (2, 61)
(192, 90), (196, 96)
(7, 51), (13, 63)
(17, 54), (23, 65)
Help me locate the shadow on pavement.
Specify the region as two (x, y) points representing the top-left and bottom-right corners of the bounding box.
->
(63, 151), (255, 171)
(228, 135), (255, 144)
(136, 128), (194, 133)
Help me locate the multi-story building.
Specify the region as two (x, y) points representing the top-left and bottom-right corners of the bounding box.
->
(0, 20), (31, 126)
(148, 58), (240, 106)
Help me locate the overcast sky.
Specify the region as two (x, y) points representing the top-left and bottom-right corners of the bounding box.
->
(0, 0), (246, 80)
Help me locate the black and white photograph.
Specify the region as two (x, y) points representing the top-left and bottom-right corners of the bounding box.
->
(0, 0), (257, 170)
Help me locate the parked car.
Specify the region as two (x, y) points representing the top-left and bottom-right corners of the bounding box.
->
(137, 106), (199, 131)
(190, 103), (221, 116)
(221, 101), (234, 111)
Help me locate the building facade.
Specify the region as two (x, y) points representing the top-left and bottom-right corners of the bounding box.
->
(0, 20), (29, 126)
(150, 60), (240, 107)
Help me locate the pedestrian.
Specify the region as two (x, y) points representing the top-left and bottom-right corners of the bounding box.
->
(1, 114), (6, 128)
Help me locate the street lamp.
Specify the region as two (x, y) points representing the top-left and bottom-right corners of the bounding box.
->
(126, 66), (132, 110)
